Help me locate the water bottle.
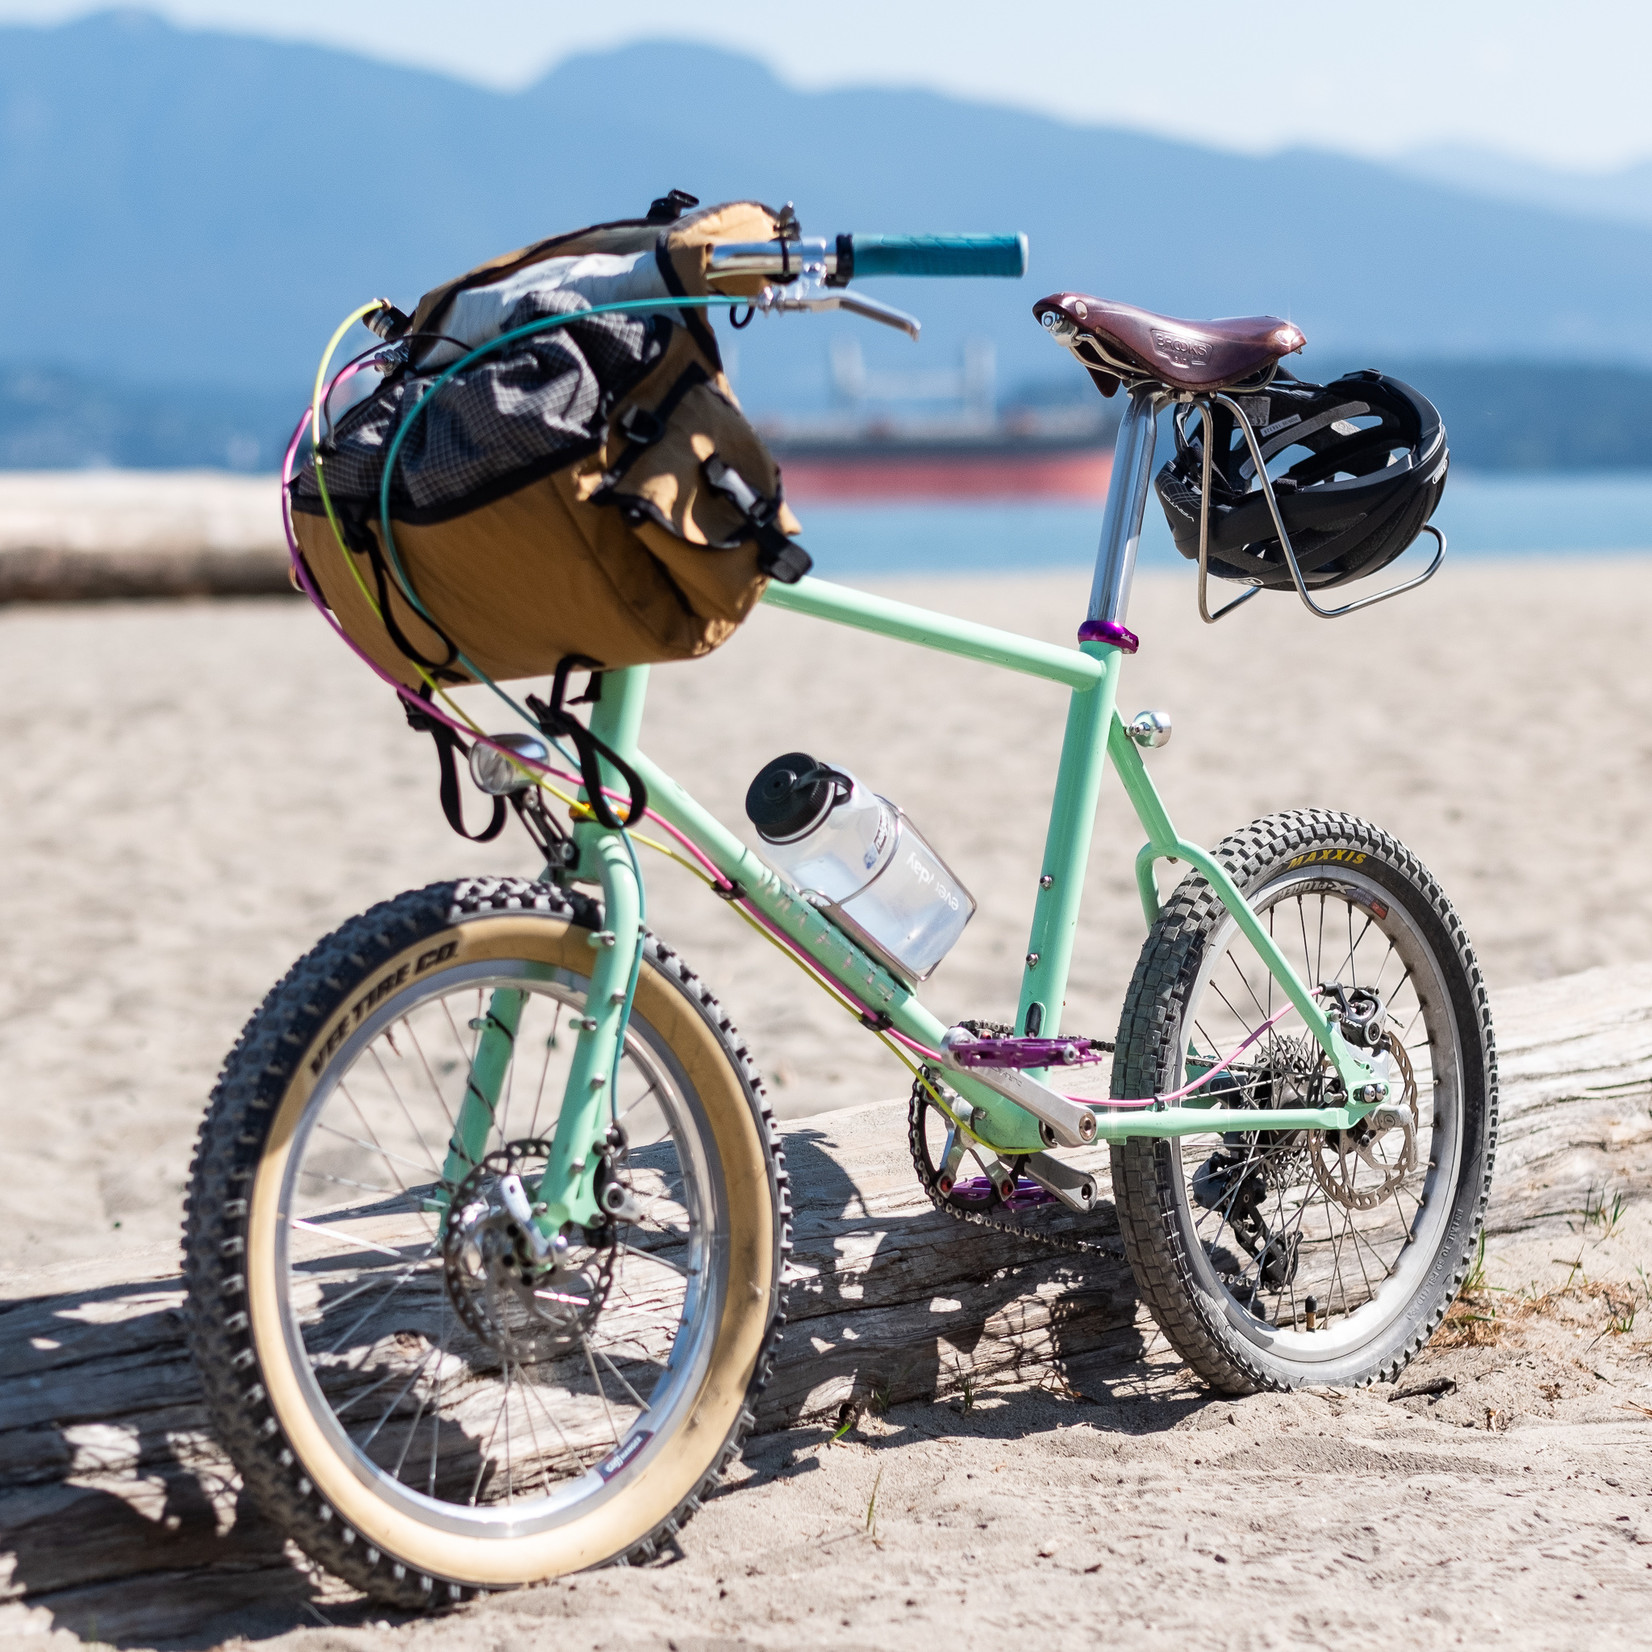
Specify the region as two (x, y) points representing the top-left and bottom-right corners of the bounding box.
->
(744, 752), (975, 982)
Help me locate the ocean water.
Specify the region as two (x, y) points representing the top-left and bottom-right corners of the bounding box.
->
(794, 470), (1652, 578)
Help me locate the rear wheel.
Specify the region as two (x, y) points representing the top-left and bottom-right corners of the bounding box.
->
(183, 877), (789, 1604)
(1110, 811), (1496, 1393)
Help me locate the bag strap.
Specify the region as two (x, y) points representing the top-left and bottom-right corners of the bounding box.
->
(402, 687), (507, 842)
(367, 534), (468, 682)
(527, 659), (650, 833)
(653, 236), (723, 364)
(596, 362), (711, 496)
(323, 487), (469, 683)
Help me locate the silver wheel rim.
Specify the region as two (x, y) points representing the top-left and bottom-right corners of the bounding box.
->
(1170, 866), (1463, 1364)
(272, 958), (726, 1537)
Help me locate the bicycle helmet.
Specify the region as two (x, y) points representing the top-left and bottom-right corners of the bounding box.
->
(1154, 370), (1448, 590)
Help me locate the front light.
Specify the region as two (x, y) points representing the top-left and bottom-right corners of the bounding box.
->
(469, 732), (549, 795)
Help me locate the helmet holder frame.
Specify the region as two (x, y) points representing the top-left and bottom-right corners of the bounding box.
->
(1194, 391), (1447, 624)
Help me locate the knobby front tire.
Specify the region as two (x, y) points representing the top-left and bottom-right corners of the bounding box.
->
(1110, 811), (1496, 1394)
(182, 877), (790, 1605)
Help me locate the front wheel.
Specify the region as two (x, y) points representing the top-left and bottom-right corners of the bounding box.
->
(1110, 811), (1496, 1393)
(182, 877), (789, 1604)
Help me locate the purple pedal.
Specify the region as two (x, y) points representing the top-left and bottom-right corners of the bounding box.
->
(946, 1034), (1107, 1069)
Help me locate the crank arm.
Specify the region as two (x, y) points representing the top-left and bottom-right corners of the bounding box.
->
(941, 1034), (1098, 1147)
(1021, 1150), (1099, 1213)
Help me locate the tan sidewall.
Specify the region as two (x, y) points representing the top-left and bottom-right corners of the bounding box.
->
(246, 916), (775, 1583)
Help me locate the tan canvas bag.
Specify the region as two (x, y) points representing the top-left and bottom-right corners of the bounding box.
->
(289, 199), (807, 690)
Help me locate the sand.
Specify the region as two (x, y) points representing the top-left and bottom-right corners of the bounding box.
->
(244, 1210), (1652, 1652)
(2, 557), (1651, 1646)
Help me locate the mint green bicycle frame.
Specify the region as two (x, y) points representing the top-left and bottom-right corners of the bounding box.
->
(456, 386), (1382, 1233)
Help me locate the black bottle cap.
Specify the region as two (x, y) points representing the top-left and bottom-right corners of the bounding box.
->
(744, 751), (844, 844)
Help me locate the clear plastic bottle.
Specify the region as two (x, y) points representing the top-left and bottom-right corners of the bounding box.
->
(744, 752), (975, 982)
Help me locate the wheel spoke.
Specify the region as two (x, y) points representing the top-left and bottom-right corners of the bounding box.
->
(315, 1120), (434, 1183)
(524, 1001), (563, 1142)
(365, 1044), (446, 1177)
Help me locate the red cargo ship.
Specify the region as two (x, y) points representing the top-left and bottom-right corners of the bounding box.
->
(754, 338), (1116, 503)
(770, 427), (1113, 502)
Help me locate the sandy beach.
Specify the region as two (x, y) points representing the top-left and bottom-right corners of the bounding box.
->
(5, 556), (1652, 1265)
(2, 555), (1651, 1646)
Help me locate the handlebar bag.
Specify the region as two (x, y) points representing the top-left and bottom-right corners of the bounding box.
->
(288, 200), (807, 689)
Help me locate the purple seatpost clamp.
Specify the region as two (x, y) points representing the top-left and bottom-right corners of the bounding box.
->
(1077, 617), (1139, 653)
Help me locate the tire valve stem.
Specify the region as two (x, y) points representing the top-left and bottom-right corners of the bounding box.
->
(1304, 1294), (1319, 1332)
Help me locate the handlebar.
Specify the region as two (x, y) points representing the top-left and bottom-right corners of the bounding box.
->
(706, 233), (1027, 283)
(704, 229), (1026, 341)
(848, 234), (1027, 279)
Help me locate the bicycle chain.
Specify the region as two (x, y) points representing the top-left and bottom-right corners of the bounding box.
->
(905, 1020), (1121, 1261)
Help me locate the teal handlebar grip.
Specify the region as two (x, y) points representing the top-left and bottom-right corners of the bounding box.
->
(847, 233), (1028, 278)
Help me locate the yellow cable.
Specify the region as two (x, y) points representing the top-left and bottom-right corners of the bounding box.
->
(310, 302), (385, 446)
(710, 892), (1003, 1153)
(303, 308), (1000, 1161)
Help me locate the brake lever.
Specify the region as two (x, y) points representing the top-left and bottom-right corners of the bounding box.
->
(754, 269), (921, 340)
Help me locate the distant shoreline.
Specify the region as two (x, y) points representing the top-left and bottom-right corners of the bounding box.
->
(1, 470), (1648, 603)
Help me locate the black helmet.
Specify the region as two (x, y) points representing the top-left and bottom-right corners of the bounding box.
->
(1154, 370), (1448, 590)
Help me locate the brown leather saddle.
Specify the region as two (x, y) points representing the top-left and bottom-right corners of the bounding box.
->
(1033, 292), (1305, 394)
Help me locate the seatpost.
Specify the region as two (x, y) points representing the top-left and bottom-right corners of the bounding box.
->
(1085, 387), (1160, 632)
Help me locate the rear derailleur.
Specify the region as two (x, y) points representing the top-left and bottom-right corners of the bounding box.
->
(1188, 1040), (1324, 1293)
(1192, 1147), (1301, 1290)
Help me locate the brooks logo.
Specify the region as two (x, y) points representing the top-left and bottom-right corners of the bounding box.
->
(1150, 329), (1211, 367)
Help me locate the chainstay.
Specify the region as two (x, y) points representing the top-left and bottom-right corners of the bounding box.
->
(906, 1021), (1118, 1261)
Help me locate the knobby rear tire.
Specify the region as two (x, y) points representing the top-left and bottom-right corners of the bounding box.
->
(1109, 810), (1496, 1395)
(181, 877), (790, 1606)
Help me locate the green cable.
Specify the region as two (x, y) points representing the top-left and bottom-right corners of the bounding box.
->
(374, 293), (752, 737)
(333, 292), (752, 1121)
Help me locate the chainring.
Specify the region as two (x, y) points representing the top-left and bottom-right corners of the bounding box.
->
(906, 1020), (1118, 1259)
(440, 1138), (618, 1361)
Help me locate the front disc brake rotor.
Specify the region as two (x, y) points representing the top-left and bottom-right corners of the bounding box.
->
(441, 1138), (618, 1360)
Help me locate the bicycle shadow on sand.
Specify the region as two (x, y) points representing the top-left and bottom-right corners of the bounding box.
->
(754, 1122), (1209, 1472)
(0, 1270), (428, 1648)
(0, 1117), (1197, 1642)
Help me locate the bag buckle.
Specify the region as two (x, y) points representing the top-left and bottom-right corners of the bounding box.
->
(617, 405), (665, 447)
(702, 457), (813, 583)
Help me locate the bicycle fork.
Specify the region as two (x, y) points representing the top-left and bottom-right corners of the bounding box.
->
(439, 675), (650, 1239)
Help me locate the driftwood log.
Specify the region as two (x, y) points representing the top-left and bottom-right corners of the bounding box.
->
(3, 964), (1651, 1642)
(0, 473), (294, 603)
(0, 543), (294, 603)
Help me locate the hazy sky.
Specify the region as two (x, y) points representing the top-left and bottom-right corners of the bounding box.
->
(3, 1), (1649, 171)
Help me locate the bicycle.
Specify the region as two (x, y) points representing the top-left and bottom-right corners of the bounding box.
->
(182, 224), (1495, 1604)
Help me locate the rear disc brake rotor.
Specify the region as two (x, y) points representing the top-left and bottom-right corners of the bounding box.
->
(1306, 1037), (1419, 1211)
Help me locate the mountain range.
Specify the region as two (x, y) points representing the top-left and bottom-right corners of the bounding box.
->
(4, 10), (1652, 466)
(1395, 144), (1652, 230)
